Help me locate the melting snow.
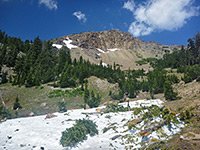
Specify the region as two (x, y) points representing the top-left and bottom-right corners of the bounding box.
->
(102, 63), (108, 67)
(107, 48), (120, 52)
(96, 48), (106, 53)
(52, 44), (63, 49)
(97, 62), (108, 67)
(0, 99), (184, 150)
(52, 38), (78, 50)
(63, 38), (78, 49)
(96, 48), (121, 56)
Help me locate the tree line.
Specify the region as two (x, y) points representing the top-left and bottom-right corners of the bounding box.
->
(0, 29), (199, 102)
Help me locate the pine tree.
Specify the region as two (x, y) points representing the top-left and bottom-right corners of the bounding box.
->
(84, 80), (90, 104)
(1, 72), (8, 84)
(164, 81), (178, 100)
(26, 67), (34, 87)
(57, 47), (71, 75)
(13, 96), (22, 110)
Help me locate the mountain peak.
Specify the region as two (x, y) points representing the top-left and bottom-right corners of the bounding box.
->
(52, 30), (181, 70)
(64, 29), (135, 50)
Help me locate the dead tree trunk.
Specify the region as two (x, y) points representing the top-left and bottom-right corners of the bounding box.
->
(0, 90), (7, 110)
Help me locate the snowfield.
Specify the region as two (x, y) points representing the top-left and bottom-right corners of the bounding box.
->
(63, 38), (78, 49)
(0, 99), (184, 150)
(96, 48), (121, 55)
(52, 44), (63, 49)
(96, 48), (106, 53)
(107, 48), (120, 52)
(52, 38), (78, 50)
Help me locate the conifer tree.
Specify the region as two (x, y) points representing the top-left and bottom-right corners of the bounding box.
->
(13, 96), (22, 110)
(164, 81), (178, 100)
(84, 80), (90, 104)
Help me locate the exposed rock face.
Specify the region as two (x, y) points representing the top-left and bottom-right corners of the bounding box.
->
(55, 30), (165, 52)
(53, 30), (181, 70)
(68, 30), (137, 51)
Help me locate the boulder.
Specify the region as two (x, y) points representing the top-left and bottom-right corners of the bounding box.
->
(40, 102), (47, 107)
(84, 104), (90, 109)
(29, 112), (34, 116)
(45, 113), (57, 119)
(96, 108), (101, 112)
(128, 119), (142, 129)
(140, 131), (152, 137)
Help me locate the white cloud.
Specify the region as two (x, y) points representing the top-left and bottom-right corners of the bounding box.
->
(73, 11), (87, 23)
(123, 0), (135, 12)
(39, 0), (58, 10)
(123, 0), (200, 37)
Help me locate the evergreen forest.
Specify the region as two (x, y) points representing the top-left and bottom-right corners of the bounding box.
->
(0, 29), (200, 103)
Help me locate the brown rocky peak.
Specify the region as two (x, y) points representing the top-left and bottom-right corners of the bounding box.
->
(66, 30), (136, 50)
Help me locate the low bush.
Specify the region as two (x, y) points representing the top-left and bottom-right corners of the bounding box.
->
(13, 96), (22, 110)
(104, 103), (128, 113)
(132, 107), (143, 115)
(103, 126), (112, 133)
(0, 106), (12, 119)
(57, 100), (67, 112)
(48, 88), (83, 98)
(60, 119), (98, 147)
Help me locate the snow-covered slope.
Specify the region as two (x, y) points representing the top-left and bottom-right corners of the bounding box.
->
(52, 38), (78, 50)
(0, 99), (184, 150)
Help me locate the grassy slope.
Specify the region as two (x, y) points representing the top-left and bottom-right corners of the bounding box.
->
(87, 76), (119, 103)
(0, 83), (84, 117)
(0, 76), (118, 117)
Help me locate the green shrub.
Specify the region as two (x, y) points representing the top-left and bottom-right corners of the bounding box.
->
(60, 119), (98, 147)
(180, 109), (193, 122)
(84, 91), (101, 108)
(133, 107), (142, 115)
(164, 81), (178, 100)
(60, 125), (86, 147)
(104, 103), (128, 113)
(76, 119), (98, 136)
(58, 100), (67, 112)
(167, 74), (180, 83)
(141, 105), (162, 120)
(136, 60), (147, 65)
(13, 96), (22, 110)
(103, 126), (112, 133)
(48, 88), (83, 98)
(0, 106), (12, 119)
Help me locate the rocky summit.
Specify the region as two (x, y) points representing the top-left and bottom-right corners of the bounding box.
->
(52, 30), (182, 70)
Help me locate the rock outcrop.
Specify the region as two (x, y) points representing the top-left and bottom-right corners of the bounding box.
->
(52, 30), (182, 70)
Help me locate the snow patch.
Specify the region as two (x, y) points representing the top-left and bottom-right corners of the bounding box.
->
(97, 62), (108, 67)
(96, 48), (121, 56)
(0, 99), (184, 150)
(52, 44), (63, 49)
(63, 38), (78, 49)
(96, 48), (106, 53)
(107, 48), (120, 52)
(102, 63), (108, 67)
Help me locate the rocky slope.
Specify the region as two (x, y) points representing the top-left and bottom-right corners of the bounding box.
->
(52, 30), (182, 70)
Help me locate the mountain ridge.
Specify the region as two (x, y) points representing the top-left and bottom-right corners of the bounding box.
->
(52, 30), (182, 70)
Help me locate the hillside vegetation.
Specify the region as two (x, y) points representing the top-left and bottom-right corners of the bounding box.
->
(0, 30), (200, 113)
(0, 29), (200, 149)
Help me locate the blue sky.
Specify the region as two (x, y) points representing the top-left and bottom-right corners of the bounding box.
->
(0, 0), (199, 45)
